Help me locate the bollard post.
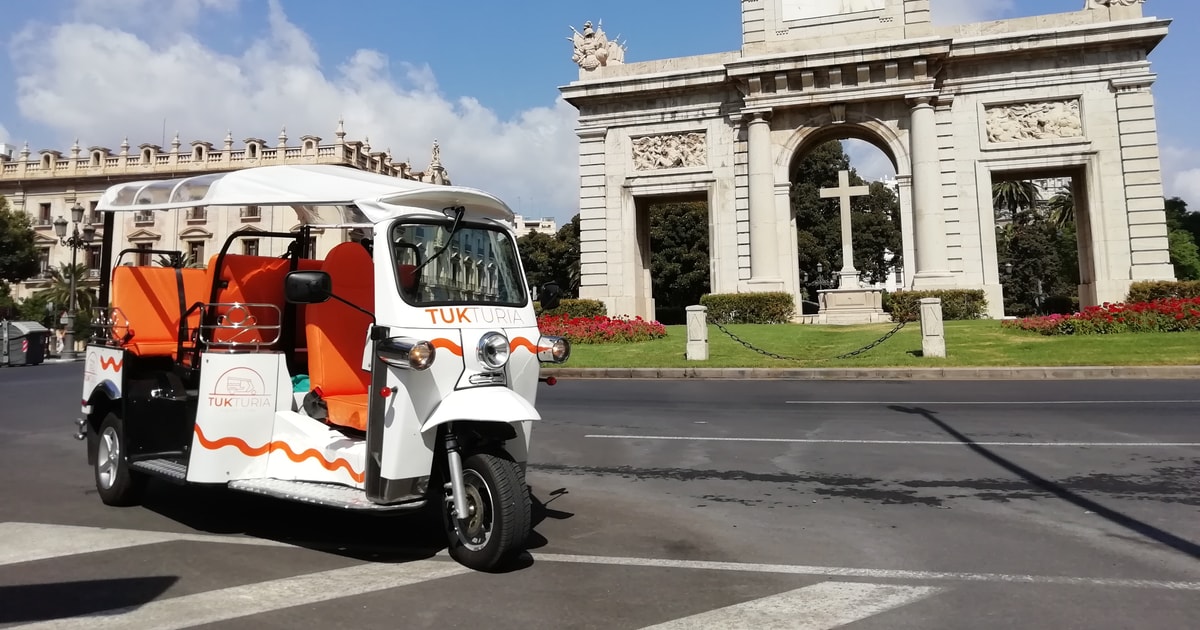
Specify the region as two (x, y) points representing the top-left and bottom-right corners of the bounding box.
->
(919, 297), (946, 358)
(686, 305), (709, 361)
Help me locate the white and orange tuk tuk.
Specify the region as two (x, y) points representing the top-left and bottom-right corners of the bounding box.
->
(75, 164), (570, 571)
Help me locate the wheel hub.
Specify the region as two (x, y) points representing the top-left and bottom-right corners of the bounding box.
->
(97, 426), (119, 490)
(451, 470), (493, 551)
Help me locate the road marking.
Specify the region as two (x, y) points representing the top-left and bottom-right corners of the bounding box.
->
(530, 552), (1200, 591)
(0, 522), (290, 567)
(639, 581), (941, 629)
(785, 400), (1200, 405)
(584, 434), (1200, 448)
(6, 521), (1199, 592)
(7, 560), (469, 630)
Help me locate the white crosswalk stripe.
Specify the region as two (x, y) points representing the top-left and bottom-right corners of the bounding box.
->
(639, 581), (942, 630)
(0, 522), (289, 567)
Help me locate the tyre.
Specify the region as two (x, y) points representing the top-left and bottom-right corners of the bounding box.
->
(93, 412), (147, 506)
(442, 451), (531, 572)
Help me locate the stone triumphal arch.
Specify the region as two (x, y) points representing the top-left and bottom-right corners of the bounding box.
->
(560, 0), (1176, 321)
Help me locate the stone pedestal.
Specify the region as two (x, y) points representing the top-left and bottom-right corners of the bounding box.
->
(919, 297), (946, 358)
(686, 305), (709, 361)
(817, 288), (891, 325)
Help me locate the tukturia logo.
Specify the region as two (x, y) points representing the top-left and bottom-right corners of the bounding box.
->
(209, 367), (272, 409)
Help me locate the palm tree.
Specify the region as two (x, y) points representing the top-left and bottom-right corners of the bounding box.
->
(1047, 187), (1075, 229)
(992, 180), (1041, 224)
(34, 262), (95, 340)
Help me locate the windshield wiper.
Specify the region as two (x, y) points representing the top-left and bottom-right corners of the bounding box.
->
(411, 205), (465, 275)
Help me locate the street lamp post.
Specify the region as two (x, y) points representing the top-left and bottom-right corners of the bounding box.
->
(52, 202), (96, 360)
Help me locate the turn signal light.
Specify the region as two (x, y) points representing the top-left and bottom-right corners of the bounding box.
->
(537, 336), (571, 364)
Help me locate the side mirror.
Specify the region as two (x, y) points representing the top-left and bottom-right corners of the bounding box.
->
(285, 270), (332, 304)
(539, 281), (563, 311)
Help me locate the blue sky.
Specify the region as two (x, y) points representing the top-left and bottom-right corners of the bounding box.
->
(1, 0), (1197, 224)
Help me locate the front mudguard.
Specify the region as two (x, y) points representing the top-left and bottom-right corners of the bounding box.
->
(422, 386), (539, 461)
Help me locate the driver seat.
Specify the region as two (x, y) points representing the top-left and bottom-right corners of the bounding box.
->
(305, 241), (375, 431)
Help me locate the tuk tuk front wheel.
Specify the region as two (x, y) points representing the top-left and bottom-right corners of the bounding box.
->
(443, 451), (531, 572)
(93, 412), (146, 507)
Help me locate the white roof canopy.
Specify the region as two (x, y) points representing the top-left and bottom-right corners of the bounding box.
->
(94, 164), (515, 225)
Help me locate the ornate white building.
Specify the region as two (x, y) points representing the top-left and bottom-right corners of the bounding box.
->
(0, 122), (451, 302)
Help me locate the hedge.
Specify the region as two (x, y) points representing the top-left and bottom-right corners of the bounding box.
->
(534, 298), (607, 318)
(1126, 280), (1200, 304)
(699, 292), (796, 324)
(883, 289), (988, 322)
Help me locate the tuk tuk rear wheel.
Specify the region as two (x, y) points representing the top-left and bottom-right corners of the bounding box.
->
(93, 412), (146, 507)
(443, 451), (531, 572)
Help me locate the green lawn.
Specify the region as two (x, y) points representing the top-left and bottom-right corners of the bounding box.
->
(560, 320), (1200, 368)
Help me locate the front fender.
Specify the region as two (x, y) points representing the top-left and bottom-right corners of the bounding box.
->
(421, 386), (540, 433)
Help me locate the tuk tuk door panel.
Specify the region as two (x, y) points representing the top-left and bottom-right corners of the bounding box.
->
(82, 346), (125, 412)
(187, 352), (288, 483)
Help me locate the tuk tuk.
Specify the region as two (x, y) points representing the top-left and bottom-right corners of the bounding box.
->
(75, 164), (571, 571)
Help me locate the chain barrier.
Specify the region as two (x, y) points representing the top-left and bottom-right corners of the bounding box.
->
(710, 318), (908, 362)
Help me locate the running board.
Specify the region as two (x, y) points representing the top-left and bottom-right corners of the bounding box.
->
(227, 478), (426, 512)
(130, 458), (188, 482)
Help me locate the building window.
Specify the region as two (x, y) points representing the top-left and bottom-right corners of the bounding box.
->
(240, 205), (260, 221)
(87, 245), (103, 278)
(134, 210), (154, 224)
(38, 203), (51, 226)
(242, 239), (259, 256)
(89, 201), (101, 225)
(188, 241), (204, 265)
(187, 207), (207, 222)
(136, 243), (152, 266)
(37, 248), (51, 278)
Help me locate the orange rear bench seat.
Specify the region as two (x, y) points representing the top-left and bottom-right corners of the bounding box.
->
(110, 266), (208, 358)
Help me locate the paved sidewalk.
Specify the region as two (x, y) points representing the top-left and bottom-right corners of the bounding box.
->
(542, 365), (1200, 380)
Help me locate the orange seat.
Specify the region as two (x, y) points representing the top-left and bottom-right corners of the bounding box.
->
(110, 266), (208, 358)
(305, 242), (375, 431)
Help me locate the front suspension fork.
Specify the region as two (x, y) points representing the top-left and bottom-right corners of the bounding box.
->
(444, 426), (469, 520)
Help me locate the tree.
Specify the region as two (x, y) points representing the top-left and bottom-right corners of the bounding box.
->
(1168, 229), (1200, 281)
(516, 230), (565, 294)
(0, 196), (40, 285)
(649, 201), (710, 311)
(992, 179), (1041, 223)
(1046, 186), (1074, 229)
(790, 141), (903, 284)
(34, 262), (95, 338)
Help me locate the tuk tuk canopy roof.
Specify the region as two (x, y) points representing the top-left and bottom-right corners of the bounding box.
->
(94, 164), (516, 225)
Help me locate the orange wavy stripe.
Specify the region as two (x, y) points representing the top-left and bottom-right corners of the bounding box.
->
(193, 424), (365, 483)
(509, 337), (550, 354)
(99, 357), (123, 371)
(430, 338), (463, 356)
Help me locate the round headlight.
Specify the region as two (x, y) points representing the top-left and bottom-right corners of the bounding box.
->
(551, 337), (570, 363)
(477, 332), (510, 370)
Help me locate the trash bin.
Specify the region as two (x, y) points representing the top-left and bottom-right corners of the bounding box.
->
(1, 320), (50, 366)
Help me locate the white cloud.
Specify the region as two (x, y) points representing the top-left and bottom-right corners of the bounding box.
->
(8, 0), (582, 222)
(930, 0), (1014, 25)
(1161, 145), (1200, 209)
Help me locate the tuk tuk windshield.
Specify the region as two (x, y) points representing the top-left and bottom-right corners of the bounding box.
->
(390, 221), (527, 307)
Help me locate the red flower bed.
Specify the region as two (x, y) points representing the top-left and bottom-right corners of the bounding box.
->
(537, 314), (668, 344)
(1002, 297), (1200, 336)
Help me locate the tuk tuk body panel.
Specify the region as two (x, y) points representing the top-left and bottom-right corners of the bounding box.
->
(262, 411), (367, 487)
(82, 345), (126, 413)
(186, 351), (292, 483)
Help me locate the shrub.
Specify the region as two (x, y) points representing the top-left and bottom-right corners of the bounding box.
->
(1126, 280), (1200, 304)
(884, 290), (988, 322)
(537, 314), (667, 344)
(699, 292), (796, 324)
(534, 298), (607, 318)
(1002, 296), (1200, 335)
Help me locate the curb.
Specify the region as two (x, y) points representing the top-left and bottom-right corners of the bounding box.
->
(541, 366), (1200, 380)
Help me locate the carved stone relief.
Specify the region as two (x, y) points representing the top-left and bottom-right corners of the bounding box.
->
(984, 99), (1083, 144)
(1087, 0), (1144, 7)
(631, 132), (707, 170)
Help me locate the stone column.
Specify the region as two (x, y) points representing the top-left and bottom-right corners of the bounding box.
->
(747, 111), (782, 289)
(907, 94), (951, 286)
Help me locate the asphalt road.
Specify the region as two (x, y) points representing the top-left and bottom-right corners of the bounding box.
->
(1, 362), (1198, 629)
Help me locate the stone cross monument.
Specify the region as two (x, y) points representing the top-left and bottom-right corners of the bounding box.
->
(820, 169), (871, 288)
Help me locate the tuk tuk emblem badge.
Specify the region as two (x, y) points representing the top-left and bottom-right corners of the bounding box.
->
(209, 367), (271, 408)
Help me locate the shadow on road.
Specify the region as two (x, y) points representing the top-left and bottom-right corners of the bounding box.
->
(133, 481), (569, 571)
(0, 576), (178, 623)
(889, 405), (1200, 560)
